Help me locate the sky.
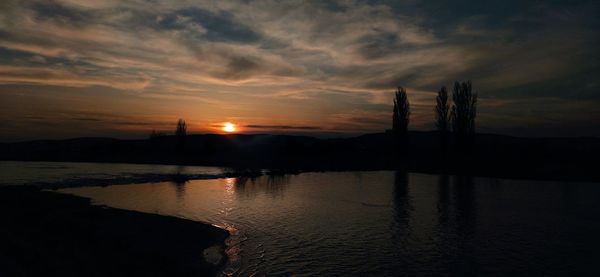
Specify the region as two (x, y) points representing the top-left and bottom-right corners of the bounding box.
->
(0, 0), (599, 141)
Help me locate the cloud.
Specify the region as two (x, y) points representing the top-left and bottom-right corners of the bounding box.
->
(157, 7), (260, 43)
(0, 0), (599, 140)
(245, 125), (321, 130)
(30, 1), (92, 24)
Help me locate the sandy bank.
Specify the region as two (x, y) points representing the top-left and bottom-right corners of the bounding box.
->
(0, 186), (229, 276)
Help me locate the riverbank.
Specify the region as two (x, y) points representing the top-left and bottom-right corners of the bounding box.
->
(2, 132), (599, 182)
(0, 186), (229, 276)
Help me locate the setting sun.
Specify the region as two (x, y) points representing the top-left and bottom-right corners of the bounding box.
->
(223, 122), (236, 133)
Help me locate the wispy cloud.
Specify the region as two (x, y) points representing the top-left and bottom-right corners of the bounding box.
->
(0, 0), (599, 140)
(245, 125), (321, 130)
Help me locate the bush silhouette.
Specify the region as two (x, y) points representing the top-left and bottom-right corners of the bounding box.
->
(149, 130), (166, 140)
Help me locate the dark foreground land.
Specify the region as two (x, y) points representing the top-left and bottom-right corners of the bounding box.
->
(2, 131), (600, 181)
(0, 186), (229, 277)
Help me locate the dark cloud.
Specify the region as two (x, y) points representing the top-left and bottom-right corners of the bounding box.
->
(61, 111), (165, 127)
(355, 32), (399, 59)
(0, 47), (38, 63)
(364, 66), (438, 90)
(245, 125), (321, 130)
(221, 56), (262, 80)
(70, 117), (102, 122)
(0, 0), (599, 140)
(30, 1), (92, 24)
(317, 1), (349, 13)
(157, 7), (260, 43)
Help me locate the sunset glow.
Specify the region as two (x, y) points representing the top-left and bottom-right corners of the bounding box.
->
(0, 1), (598, 141)
(223, 122), (236, 133)
(0, 2), (599, 276)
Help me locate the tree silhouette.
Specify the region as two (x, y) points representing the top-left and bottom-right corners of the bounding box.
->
(450, 81), (477, 148)
(435, 86), (450, 159)
(176, 119), (187, 137)
(175, 119), (187, 152)
(392, 87), (410, 135)
(392, 87), (410, 165)
(435, 86), (450, 133)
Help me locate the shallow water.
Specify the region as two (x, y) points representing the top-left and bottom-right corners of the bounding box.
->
(60, 171), (600, 276)
(0, 161), (223, 186)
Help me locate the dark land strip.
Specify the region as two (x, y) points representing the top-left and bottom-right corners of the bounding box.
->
(0, 186), (229, 277)
(2, 132), (599, 182)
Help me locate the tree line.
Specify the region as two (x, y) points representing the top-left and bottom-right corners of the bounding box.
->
(155, 81), (477, 156)
(392, 80), (478, 151)
(150, 119), (187, 152)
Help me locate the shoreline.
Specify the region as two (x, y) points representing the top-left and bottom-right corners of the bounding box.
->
(0, 186), (229, 276)
(3, 158), (598, 184)
(2, 132), (599, 182)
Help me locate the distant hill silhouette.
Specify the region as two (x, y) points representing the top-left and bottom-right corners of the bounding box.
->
(1, 132), (599, 181)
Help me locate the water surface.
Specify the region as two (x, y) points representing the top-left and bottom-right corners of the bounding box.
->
(61, 171), (600, 276)
(0, 161), (223, 187)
